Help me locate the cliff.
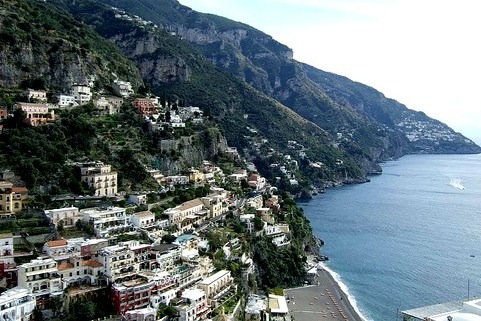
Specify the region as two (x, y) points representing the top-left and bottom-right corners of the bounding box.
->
(0, 0), (142, 91)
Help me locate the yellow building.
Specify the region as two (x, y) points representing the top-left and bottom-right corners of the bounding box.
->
(0, 181), (27, 214)
(188, 168), (204, 183)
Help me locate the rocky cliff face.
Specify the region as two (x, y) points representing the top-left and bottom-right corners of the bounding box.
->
(109, 33), (191, 85)
(0, 0), (142, 91)
(157, 129), (229, 174)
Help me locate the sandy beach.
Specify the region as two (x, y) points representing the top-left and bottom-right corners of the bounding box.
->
(284, 267), (365, 321)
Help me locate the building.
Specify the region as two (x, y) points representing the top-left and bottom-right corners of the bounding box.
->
(13, 102), (55, 126)
(174, 288), (210, 321)
(128, 194), (147, 206)
(268, 294), (289, 318)
(113, 80), (134, 98)
(111, 273), (178, 314)
(197, 270), (236, 307)
(201, 194), (228, 219)
(132, 98), (158, 116)
(0, 233), (16, 288)
(71, 84), (92, 105)
(0, 108), (8, 120)
(0, 181), (27, 214)
(93, 96), (123, 115)
(98, 244), (136, 284)
(150, 244), (181, 272)
(164, 199), (207, 234)
(0, 287), (36, 321)
(81, 206), (131, 238)
(24, 88), (47, 102)
(401, 299), (481, 321)
(77, 161), (118, 196)
(123, 307), (157, 321)
(44, 207), (81, 228)
(131, 211), (155, 229)
(57, 94), (78, 107)
(17, 257), (62, 298)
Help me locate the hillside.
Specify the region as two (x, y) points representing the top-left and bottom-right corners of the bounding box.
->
(0, 0), (142, 91)
(93, 0), (480, 159)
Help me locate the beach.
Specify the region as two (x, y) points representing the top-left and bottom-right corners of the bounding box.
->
(285, 267), (365, 321)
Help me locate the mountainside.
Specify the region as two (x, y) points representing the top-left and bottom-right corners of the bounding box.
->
(0, 0), (142, 91)
(94, 0), (480, 159)
(0, 0), (368, 193)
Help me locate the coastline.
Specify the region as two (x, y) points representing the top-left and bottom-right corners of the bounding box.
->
(285, 260), (368, 321)
(319, 263), (369, 321)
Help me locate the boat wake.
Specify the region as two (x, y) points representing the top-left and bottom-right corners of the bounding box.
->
(449, 178), (466, 190)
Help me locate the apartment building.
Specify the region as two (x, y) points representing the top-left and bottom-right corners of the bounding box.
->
(98, 244), (136, 284)
(18, 257), (62, 298)
(0, 233), (16, 288)
(77, 161), (118, 196)
(71, 84), (92, 105)
(131, 211), (155, 229)
(81, 206), (131, 238)
(24, 88), (47, 102)
(197, 270), (235, 308)
(13, 102), (55, 126)
(113, 80), (134, 98)
(44, 207), (81, 228)
(0, 181), (27, 214)
(164, 199), (207, 234)
(0, 287), (36, 321)
(174, 288), (210, 321)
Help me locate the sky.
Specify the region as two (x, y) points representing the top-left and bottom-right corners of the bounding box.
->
(178, 0), (481, 142)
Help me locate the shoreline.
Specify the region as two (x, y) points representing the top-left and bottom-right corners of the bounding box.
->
(318, 263), (369, 321)
(285, 259), (368, 321)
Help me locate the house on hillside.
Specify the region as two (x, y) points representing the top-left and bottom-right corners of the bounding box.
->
(13, 102), (55, 126)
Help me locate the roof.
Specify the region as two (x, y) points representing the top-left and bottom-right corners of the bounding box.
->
(58, 263), (74, 271)
(268, 294), (289, 314)
(402, 300), (464, 319)
(133, 211), (153, 218)
(82, 260), (103, 268)
(46, 239), (68, 247)
(0, 232), (13, 239)
(11, 186), (28, 194)
(199, 270), (230, 286)
(178, 198), (204, 212)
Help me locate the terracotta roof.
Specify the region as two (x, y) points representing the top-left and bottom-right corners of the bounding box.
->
(178, 198), (204, 212)
(82, 260), (103, 268)
(46, 239), (68, 247)
(12, 186), (28, 194)
(58, 263), (74, 271)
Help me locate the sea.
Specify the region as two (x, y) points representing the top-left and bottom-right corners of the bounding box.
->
(298, 154), (481, 321)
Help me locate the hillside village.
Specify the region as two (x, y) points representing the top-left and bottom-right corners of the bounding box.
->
(0, 77), (317, 321)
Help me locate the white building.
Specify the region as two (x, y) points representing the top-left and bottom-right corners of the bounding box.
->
(0, 233), (14, 263)
(198, 270), (235, 307)
(123, 307), (156, 321)
(71, 84), (92, 105)
(128, 194), (147, 206)
(402, 298), (481, 321)
(77, 161), (118, 196)
(44, 207), (81, 228)
(0, 287), (36, 321)
(98, 244), (135, 284)
(93, 96), (123, 115)
(113, 80), (134, 98)
(18, 257), (62, 297)
(24, 89), (47, 102)
(131, 211), (155, 229)
(81, 206), (131, 238)
(164, 198), (207, 233)
(176, 288), (210, 321)
(57, 94), (78, 107)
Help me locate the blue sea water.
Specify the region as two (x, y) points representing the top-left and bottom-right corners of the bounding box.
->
(299, 154), (481, 321)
